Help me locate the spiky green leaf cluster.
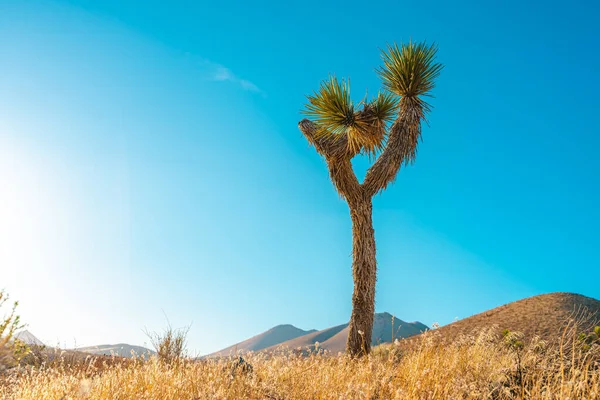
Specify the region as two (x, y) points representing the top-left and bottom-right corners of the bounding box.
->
(304, 76), (356, 136)
(368, 91), (398, 126)
(303, 77), (398, 156)
(377, 41), (443, 112)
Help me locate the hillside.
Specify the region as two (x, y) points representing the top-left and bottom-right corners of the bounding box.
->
(401, 292), (600, 347)
(265, 312), (428, 354)
(76, 344), (155, 358)
(206, 324), (317, 357)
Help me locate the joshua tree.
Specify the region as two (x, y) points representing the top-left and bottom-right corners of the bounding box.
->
(298, 42), (442, 356)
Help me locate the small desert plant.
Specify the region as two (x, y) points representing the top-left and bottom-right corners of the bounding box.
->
(371, 342), (404, 364)
(577, 325), (600, 351)
(0, 290), (29, 371)
(502, 329), (526, 395)
(18, 344), (51, 368)
(588, 325), (600, 343)
(144, 323), (190, 364)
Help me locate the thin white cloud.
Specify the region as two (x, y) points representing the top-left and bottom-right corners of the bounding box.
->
(238, 79), (260, 93)
(213, 66), (234, 81)
(183, 54), (265, 95)
(207, 63), (263, 95)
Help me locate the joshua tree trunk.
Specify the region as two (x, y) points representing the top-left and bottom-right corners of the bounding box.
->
(346, 200), (376, 356)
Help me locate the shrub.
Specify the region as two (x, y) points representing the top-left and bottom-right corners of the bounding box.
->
(144, 323), (190, 364)
(0, 290), (29, 371)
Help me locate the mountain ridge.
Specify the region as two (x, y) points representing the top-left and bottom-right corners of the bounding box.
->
(265, 312), (428, 355)
(75, 343), (155, 358)
(14, 330), (45, 346)
(205, 323), (317, 357)
(206, 312), (428, 357)
(13, 330), (154, 359)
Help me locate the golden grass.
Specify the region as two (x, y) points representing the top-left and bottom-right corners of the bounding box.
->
(1, 324), (599, 400)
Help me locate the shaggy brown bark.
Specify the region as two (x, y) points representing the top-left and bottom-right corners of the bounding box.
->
(346, 200), (376, 356)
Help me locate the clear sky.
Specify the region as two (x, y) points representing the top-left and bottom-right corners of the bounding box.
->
(1, 0), (599, 355)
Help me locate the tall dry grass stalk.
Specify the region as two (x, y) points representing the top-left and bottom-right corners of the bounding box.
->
(1, 319), (598, 400)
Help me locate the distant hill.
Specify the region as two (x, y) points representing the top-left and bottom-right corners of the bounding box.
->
(12, 330), (153, 360)
(207, 313), (428, 357)
(401, 292), (600, 347)
(14, 330), (45, 346)
(206, 324), (317, 358)
(76, 344), (155, 358)
(265, 312), (428, 354)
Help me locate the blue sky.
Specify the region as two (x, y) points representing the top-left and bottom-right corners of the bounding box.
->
(1, 0), (599, 355)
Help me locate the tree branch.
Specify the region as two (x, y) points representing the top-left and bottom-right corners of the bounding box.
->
(298, 119), (363, 205)
(298, 119), (355, 160)
(326, 158), (363, 206)
(362, 116), (418, 197)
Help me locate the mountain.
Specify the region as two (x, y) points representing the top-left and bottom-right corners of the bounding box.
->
(206, 324), (318, 357)
(401, 292), (600, 347)
(265, 312), (428, 354)
(14, 330), (45, 346)
(207, 313), (428, 357)
(263, 323), (348, 354)
(76, 344), (155, 358)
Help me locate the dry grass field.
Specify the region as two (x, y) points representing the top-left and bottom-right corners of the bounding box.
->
(0, 326), (598, 399)
(1, 293), (599, 399)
